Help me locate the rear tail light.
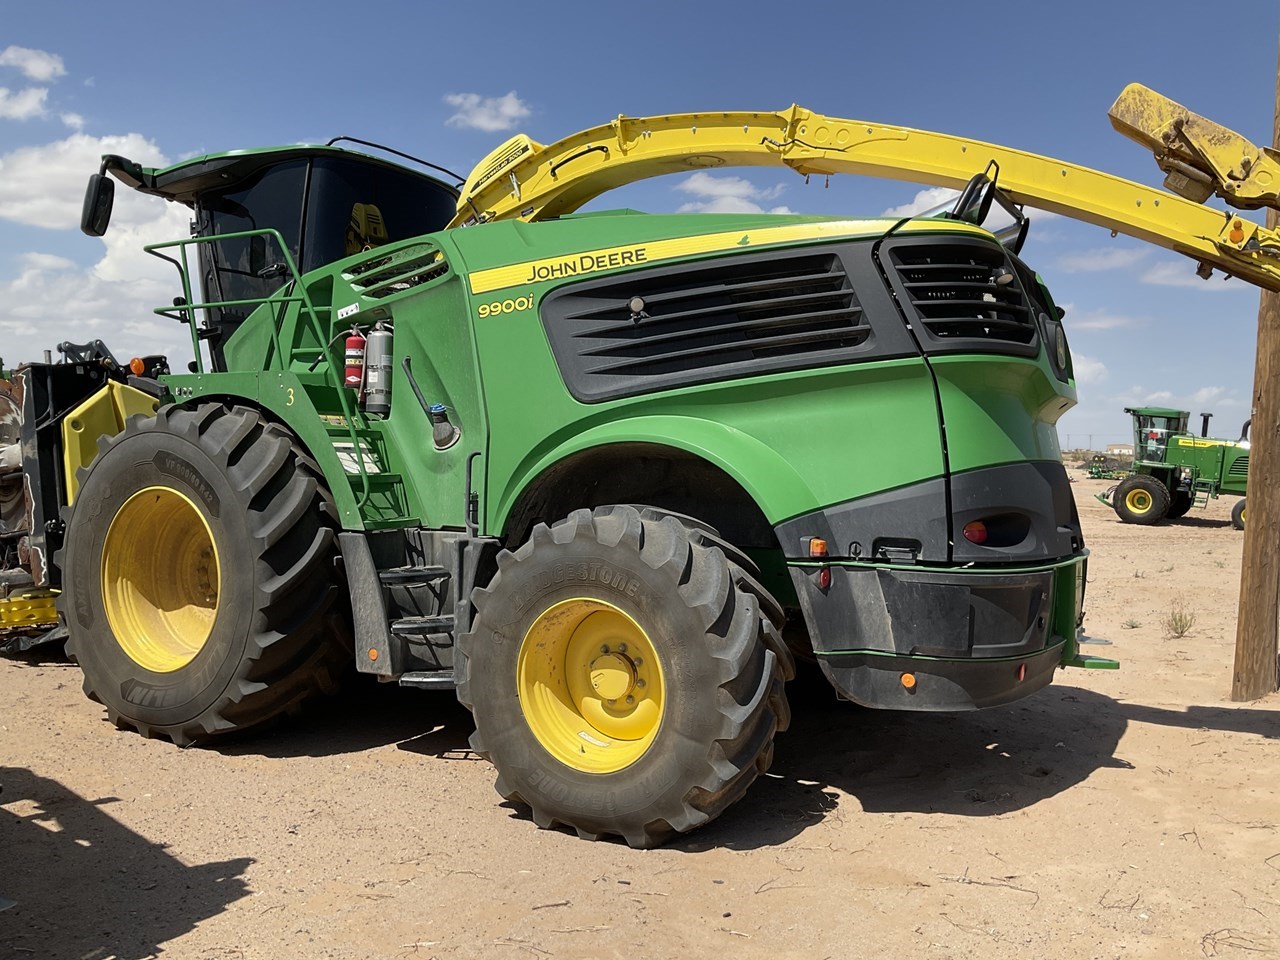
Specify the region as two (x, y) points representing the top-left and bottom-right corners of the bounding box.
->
(962, 520), (988, 544)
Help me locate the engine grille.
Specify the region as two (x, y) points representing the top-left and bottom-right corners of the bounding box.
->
(346, 243), (450, 300)
(887, 240), (1037, 353)
(1229, 454), (1249, 478)
(541, 250), (871, 401)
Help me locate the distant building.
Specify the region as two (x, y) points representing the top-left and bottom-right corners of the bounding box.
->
(1106, 443), (1134, 456)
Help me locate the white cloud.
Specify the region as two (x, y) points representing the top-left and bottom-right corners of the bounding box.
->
(674, 172), (793, 214)
(1141, 260), (1252, 291)
(0, 132), (169, 229)
(1072, 353), (1108, 385)
(1058, 304), (1144, 331)
(1056, 247), (1149, 273)
(0, 130), (196, 368)
(0, 46), (66, 82)
(1186, 386), (1245, 410)
(18, 252), (74, 272)
(60, 112), (84, 130)
(443, 91), (531, 132)
(0, 87), (48, 120)
(881, 187), (959, 219)
(2, 204), (196, 368)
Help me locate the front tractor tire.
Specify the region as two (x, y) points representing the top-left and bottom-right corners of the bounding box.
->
(457, 505), (790, 848)
(60, 403), (348, 746)
(1232, 498), (1247, 530)
(1113, 475), (1170, 525)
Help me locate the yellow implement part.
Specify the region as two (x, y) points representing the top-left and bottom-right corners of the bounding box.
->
(1109, 83), (1280, 210)
(62, 382), (159, 503)
(451, 96), (1280, 292)
(0, 590), (58, 630)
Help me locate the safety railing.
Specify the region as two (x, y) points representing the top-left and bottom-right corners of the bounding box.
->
(145, 229), (374, 507)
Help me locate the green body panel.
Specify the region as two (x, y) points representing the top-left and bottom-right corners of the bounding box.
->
(481, 359), (944, 533)
(1160, 437), (1249, 496)
(929, 355), (1073, 472)
(157, 206), (1077, 545)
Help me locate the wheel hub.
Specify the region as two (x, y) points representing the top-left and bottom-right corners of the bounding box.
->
(589, 652), (636, 701)
(517, 598), (665, 774)
(101, 486), (221, 673)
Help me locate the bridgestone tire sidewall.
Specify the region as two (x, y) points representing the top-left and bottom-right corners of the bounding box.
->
(467, 540), (733, 831)
(64, 429), (256, 729)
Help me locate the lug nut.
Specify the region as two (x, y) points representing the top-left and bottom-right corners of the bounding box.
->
(600, 645), (610, 654)
(636, 679), (646, 688)
(626, 695), (635, 704)
(618, 643), (628, 653)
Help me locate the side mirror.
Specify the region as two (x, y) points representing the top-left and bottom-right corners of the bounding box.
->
(949, 172), (996, 226)
(81, 174), (114, 237)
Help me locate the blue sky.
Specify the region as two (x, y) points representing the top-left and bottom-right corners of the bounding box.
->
(1, 2), (1276, 447)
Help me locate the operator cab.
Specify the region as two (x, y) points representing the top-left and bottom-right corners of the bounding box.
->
(81, 144), (461, 369)
(1126, 406), (1190, 464)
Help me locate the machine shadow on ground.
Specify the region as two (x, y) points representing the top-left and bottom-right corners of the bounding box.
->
(671, 672), (1279, 852)
(215, 676), (476, 759)
(24, 650), (1275, 855)
(0, 767), (252, 960)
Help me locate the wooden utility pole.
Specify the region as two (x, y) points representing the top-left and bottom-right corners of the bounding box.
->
(1233, 30), (1280, 701)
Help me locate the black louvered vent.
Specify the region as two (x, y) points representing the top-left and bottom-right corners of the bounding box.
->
(890, 242), (1036, 349)
(542, 251), (869, 401)
(346, 243), (449, 300)
(1229, 454), (1249, 478)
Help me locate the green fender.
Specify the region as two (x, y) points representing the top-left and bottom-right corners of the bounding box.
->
(490, 414), (818, 534)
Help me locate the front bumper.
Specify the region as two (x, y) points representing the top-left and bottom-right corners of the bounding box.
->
(787, 555), (1087, 710)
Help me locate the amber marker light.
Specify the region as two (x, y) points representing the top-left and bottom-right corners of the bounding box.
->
(129, 357), (146, 376)
(1230, 220), (1245, 244)
(808, 538), (832, 589)
(368, 648), (379, 661)
(900, 672), (917, 690)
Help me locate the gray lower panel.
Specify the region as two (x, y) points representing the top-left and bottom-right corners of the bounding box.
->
(788, 563), (1055, 659)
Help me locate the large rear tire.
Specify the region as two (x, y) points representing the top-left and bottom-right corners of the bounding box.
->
(1113, 475), (1170, 525)
(60, 403), (349, 745)
(457, 505), (789, 848)
(1167, 489), (1194, 519)
(1232, 498), (1246, 530)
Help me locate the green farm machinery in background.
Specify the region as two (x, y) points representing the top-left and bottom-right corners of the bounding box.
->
(1102, 407), (1249, 528)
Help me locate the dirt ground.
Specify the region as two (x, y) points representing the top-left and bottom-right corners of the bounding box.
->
(3, 474), (1278, 960)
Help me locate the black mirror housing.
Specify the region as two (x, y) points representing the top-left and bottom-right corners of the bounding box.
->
(81, 173), (114, 237)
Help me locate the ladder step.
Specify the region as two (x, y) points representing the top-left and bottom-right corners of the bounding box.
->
(379, 565), (450, 585)
(398, 671), (456, 690)
(347, 471), (402, 485)
(390, 615), (455, 636)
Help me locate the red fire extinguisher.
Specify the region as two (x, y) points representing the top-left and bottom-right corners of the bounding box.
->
(344, 328), (366, 401)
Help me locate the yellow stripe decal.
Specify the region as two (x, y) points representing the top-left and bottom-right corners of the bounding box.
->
(467, 218), (984, 295)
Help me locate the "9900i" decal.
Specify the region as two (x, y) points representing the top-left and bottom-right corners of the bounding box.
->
(477, 294), (535, 318)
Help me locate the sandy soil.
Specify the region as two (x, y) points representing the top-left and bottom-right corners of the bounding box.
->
(3, 474), (1278, 960)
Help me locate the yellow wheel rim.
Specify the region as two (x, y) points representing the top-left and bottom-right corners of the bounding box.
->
(1125, 488), (1153, 514)
(517, 598), (665, 774)
(101, 486), (220, 673)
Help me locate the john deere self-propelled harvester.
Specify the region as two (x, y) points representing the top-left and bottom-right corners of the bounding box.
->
(1105, 408), (1250, 527)
(4, 84), (1278, 846)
